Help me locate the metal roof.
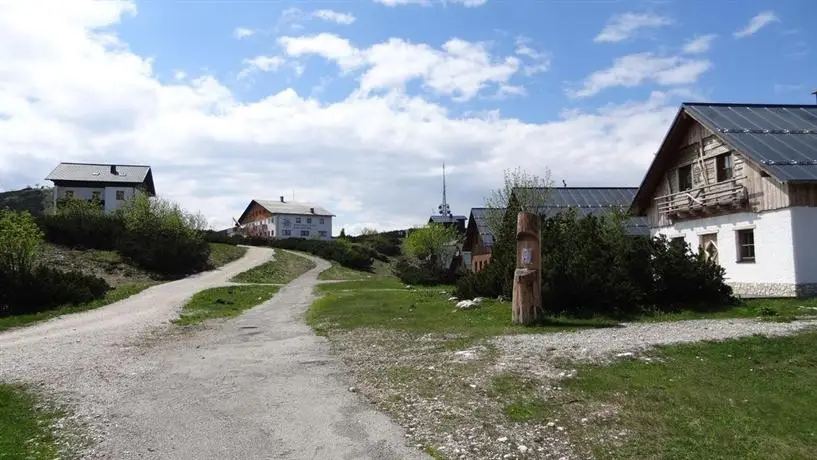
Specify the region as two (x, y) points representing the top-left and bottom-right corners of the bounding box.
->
(516, 187), (650, 236)
(684, 103), (817, 182)
(468, 207), (498, 247)
(45, 162), (151, 184)
(255, 199), (334, 217)
(429, 215), (467, 223)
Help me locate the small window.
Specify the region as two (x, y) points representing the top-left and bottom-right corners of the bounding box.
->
(65, 190), (74, 198)
(282, 229), (291, 236)
(306, 217), (312, 224)
(678, 164), (693, 191)
(116, 190), (125, 200)
(300, 230), (310, 237)
(319, 218), (325, 224)
(91, 191), (101, 200)
(737, 229), (755, 263)
(295, 217), (301, 224)
(318, 231), (327, 237)
(716, 153), (734, 182)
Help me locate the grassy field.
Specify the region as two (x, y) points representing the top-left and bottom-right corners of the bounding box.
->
(0, 384), (62, 459)
(308, 280), (616, 337)
(208, 243), (247, 268)
(231, 250), (316, 284)
(0, 282), (158, 332)
(174, 285), (280, 326)
(318, 259), (394, 281)
(37, 243), (154, 287)
(640, 296), (817, 323)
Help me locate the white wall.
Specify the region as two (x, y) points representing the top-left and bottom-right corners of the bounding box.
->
(103, 186), (138, 212)
(652, 209), (796, 285)
(273, 214), (333, 240)
(790, 207), (817, 284)
(56, 185), (139, 213)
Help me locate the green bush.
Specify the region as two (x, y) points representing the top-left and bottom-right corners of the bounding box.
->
(392, 256), (464, 286)
(0, 209), (43, 274)
(0, 266), (110, 317)
(38, 198), (124, 250)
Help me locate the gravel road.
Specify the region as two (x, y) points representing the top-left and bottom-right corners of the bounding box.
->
(0, 247), (426, 460)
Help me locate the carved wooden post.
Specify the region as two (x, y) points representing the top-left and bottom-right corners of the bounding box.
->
(512, 212), (541, 325)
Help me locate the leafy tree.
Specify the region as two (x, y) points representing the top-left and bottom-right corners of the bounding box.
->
(339, 228), (347, 239)
(402, 223), (460, 268)
(483, 166), (553, 237)
(360, 227), (378, 236)
(0, 210), (43, 274)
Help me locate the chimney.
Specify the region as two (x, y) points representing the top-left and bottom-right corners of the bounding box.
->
(310, 207), (315, 214)
(110, 165), (118, 175)
(280, 196), (284, 203)
(812, 89), (817, 104)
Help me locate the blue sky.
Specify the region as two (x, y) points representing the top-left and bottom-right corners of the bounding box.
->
(1, 0), (815, 233)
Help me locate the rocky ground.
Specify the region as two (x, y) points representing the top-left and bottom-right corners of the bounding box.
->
(325, 316), (817, 459)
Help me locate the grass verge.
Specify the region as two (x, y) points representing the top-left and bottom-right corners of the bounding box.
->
(318, 259), (394, 281)
(208, 243), (247, 268)
(0, 282), (158, 332)
(231, 250), (316, 284)
(0, 384), (62, 459)
(638, 296), (817, 323)
(563, 332), (817, 459)
(308, 280), (616, 337)
(174, 285), (280, 326)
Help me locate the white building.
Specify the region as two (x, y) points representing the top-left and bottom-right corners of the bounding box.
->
(631, 102), (817, 298)
(45, 162), (156, 213)
(236, 197), (334, 240)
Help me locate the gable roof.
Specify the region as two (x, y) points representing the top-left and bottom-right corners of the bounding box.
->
(464, 207), (501, 249)
(429, 215), (467, 224)
(237, 199), (334, 224)
(514, 187), (650, 236)
(44, 162), (156, 195)
(632, 102), (817, 213)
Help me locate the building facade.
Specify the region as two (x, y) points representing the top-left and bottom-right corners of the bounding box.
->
(631, 102), (817, 297)
(236, 197), (334, 240)
(44, 162), (157, 213)
(462, 208), (496, 272)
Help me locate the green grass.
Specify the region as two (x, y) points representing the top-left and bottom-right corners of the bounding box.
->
(565, 332), (817, 459)
(307, 280), (617, 337)
(0, 282), (158, 332)
(208, 243), (247, 268)
(637, 296), (817, 323)
(318, 259), (395, 281)
(231, 250), (316, 284)
(174, 285), (280, 326)
(0, 384), (62, 459)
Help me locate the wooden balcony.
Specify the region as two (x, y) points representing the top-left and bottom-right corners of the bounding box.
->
(656, 177), (748, 219)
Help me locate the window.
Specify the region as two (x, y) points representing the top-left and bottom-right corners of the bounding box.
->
(295, 217), (301, 224)
(699, 233), (718, 264)
(318, 231), (328, 237)
(282, 229), (291, 236)
(91, 191), (101, 201)
(319, 218), (325, 224)
(716, 153), (734, 182)
(65, 190), (74, 198)
(306, 217), (312, 224)
(300, 230), (310, 237)
(116, 190), (125, 200)
(678, 164), (693, 191)
(737, 229), (755, 262)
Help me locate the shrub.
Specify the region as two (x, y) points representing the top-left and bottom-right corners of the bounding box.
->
(0, 209), (43, 274)
(454, 262), (506, 299)
(392, 256), (465, 286)
(38, 199), (124, 250)
(269, 237), (374, 271)
(116, 195), (211, 277)
(0, 266), (110, 317)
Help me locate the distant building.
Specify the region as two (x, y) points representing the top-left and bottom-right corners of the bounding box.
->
(428, 162), (466, 232)
(44, 162), (156, 213)
(462, 208), (498, 272)
(236, 197), (334, 240)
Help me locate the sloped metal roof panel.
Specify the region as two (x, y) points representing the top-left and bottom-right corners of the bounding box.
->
(684, 104), (817, 182)
(45, 162), (151, 184)
(256, 200), (334, 217)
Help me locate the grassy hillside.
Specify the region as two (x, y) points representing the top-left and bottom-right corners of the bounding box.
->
(0, 187), (51, 216)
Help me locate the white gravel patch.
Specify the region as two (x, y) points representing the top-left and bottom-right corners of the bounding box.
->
(494, 317), (817, 364)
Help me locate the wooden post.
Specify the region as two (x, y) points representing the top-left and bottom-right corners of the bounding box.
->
(512, 212), (541, 325)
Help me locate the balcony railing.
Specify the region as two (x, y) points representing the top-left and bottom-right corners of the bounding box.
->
(656, 176), (748, 218)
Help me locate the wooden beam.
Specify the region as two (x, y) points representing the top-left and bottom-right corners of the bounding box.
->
(512, 212), (541, 325)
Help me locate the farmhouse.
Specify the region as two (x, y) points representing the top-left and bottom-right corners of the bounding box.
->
(237, 197), (334, 240)
(631, 102), (817, 297)
(45, 162), (156, 213)
(463, 187), (648, 272)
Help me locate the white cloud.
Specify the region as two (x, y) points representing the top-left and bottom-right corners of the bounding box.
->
(174, 70), (187, 81)
(233, 27), (255, 39)
(312, 9), (356, 25)
(570, 53), (711, 98)
(682, 34), (717, 54)
(514, 37), (550, 76)
(1, 0), (684, 234)
(279, 34), (529, 101)
(237, 56), (285, 79)
(374, 0), (486, 7)
(594, 12), (672, 43)
(734, 11), (778, 38)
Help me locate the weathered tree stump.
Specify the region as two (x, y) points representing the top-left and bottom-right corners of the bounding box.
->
(512, 212), (541, 325)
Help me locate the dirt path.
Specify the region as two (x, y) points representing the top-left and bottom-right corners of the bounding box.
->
(0, 247), (425, 460)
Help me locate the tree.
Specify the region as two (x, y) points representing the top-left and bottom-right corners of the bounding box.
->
(402, 223), (460, 269)
(0, 210), (43, 274)
(483, 166), (553, 238)
(339, 228), (347, 239)
(360, 227), (378, 236)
